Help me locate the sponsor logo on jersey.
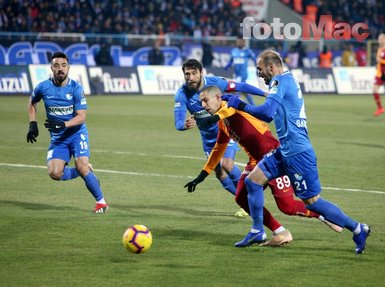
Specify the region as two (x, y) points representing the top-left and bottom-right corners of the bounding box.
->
(48, 105), (73, 116)
(80, 97), (87, 105)
(193, 110), (210, 118)
(174, 102), (181, 108)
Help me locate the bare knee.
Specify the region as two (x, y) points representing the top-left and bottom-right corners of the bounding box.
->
(220, 158), (234, 174)
(48, 170), (62, 181)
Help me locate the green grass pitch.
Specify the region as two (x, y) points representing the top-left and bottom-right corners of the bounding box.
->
(0, 94), (384, 287)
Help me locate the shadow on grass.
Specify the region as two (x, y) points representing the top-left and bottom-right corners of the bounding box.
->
(111, 203), (234, 218)
(0, 199), (78, 211)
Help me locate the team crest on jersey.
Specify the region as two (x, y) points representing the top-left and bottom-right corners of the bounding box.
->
(269, 80), (279, 94)
(294, 173), (303, 180)
(66, 93), (73, 100)
(81, 134), (86, 140)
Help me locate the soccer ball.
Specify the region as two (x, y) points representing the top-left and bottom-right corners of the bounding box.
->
(122, 225), (153, 254)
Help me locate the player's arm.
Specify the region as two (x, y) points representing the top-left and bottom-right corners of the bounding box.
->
(184, 131), (229, 192)
(376, 49), (385, 64)
(64, 109), (86, 128)
(223, 94), (279, 123)
(26, 96), (39, 143)
(174, 92), (196, 131)
(226, 80), (266, 97)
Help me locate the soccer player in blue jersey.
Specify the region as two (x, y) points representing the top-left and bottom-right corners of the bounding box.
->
(224, 38), (257, 105)
(223, 50), (370, 253)
(174, 59), (265, 216)
(26, 51), (108, 214)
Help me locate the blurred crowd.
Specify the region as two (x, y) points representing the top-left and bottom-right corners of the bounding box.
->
(0, 0), (245, 36)
(282, 0), (385, 39)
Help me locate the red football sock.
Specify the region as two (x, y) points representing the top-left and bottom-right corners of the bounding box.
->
(263, 207), (282, 232)
(373, 92), (383, 109)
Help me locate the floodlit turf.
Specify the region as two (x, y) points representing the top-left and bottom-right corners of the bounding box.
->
(0, 95), (384, 287)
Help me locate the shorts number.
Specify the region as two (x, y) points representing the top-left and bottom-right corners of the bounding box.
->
(294, 180), (308, 191)
(80, 141), (88, 150)
(276, 175), (291, 189)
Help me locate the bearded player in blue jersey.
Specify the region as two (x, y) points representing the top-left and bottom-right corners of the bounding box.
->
(223, 50), (370, 254)
(174, 59), (266, 217)
(26, 51), (108, 214)
(224, 38), (257, 105)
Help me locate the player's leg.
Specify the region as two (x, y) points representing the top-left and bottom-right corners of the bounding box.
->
(235, 167), (289, 230)
(221, 139), (241, 189)
(46, 142), (76, 181)
(213, 164), (236, 195)
(72, 133), (108, 213)
(287, 149), (370, 253)
(373, 81), (385, 116)
(269, 176), (342, 232)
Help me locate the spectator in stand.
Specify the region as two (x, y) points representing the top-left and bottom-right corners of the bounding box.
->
(148, 42), (165, 65)
(201, 41), (214, 67)
(94, 42), (114, 66)
(341, 43), (357, 66)
(319, 46), (332, 68)
(285, 46), (299, 69)
(355, 44), (367, 67)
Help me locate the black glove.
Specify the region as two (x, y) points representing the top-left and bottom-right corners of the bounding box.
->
(195, 115), (220, 129)
(44, 119), (66, 132)
(27, 121), (39, 143)
(184, 170), (209, 193)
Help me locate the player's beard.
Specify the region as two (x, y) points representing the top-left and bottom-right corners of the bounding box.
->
(187, 76), (202, 92)
(54, 71), (68, 85)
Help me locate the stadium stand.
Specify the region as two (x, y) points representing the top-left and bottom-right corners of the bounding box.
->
(0, 0), (246, 36)
(280, 0), (385, 39)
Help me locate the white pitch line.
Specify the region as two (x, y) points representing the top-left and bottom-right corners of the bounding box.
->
(0, 162), (384, 195)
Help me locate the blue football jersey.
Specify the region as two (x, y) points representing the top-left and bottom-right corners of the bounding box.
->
(229, 48), (256, 81)
(266, 71), (312, 156)
(174, 76), (229, 151)
(32, 77), (88, 140)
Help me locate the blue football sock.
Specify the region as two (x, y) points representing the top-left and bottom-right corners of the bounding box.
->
(61, 166), (80, 181)
(306, 198), (358, 232)
(220, 176), (236, 195)
(228, 165), (241, 188)
(83, 172), (104, 201)
(245, 177), (264, 230)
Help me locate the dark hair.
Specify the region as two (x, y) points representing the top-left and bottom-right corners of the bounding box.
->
(51, 51), (69, 63)
(182, 59), (203, 72)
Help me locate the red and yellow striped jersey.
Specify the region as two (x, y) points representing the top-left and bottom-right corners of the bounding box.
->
(203, 102), (279, 174)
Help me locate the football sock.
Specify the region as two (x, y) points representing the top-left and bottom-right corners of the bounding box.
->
(61, 166), (80, 181)
(97, 198), (106, 204)
(273, 226), (286, 235)
(306, 198), (358, 232)
(83, 172), (104, 201)
(263, 207), (283, 232)
(228, 165), (241, 188)
(373, 92), (383, 108)
(245, 177), (264, 230)
(220, 176), (236, 195)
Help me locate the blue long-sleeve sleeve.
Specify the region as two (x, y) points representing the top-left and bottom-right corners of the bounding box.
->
(174, 109), (187, 130)
(243, 97), (279, 123)
(233, 82), (266, 97)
